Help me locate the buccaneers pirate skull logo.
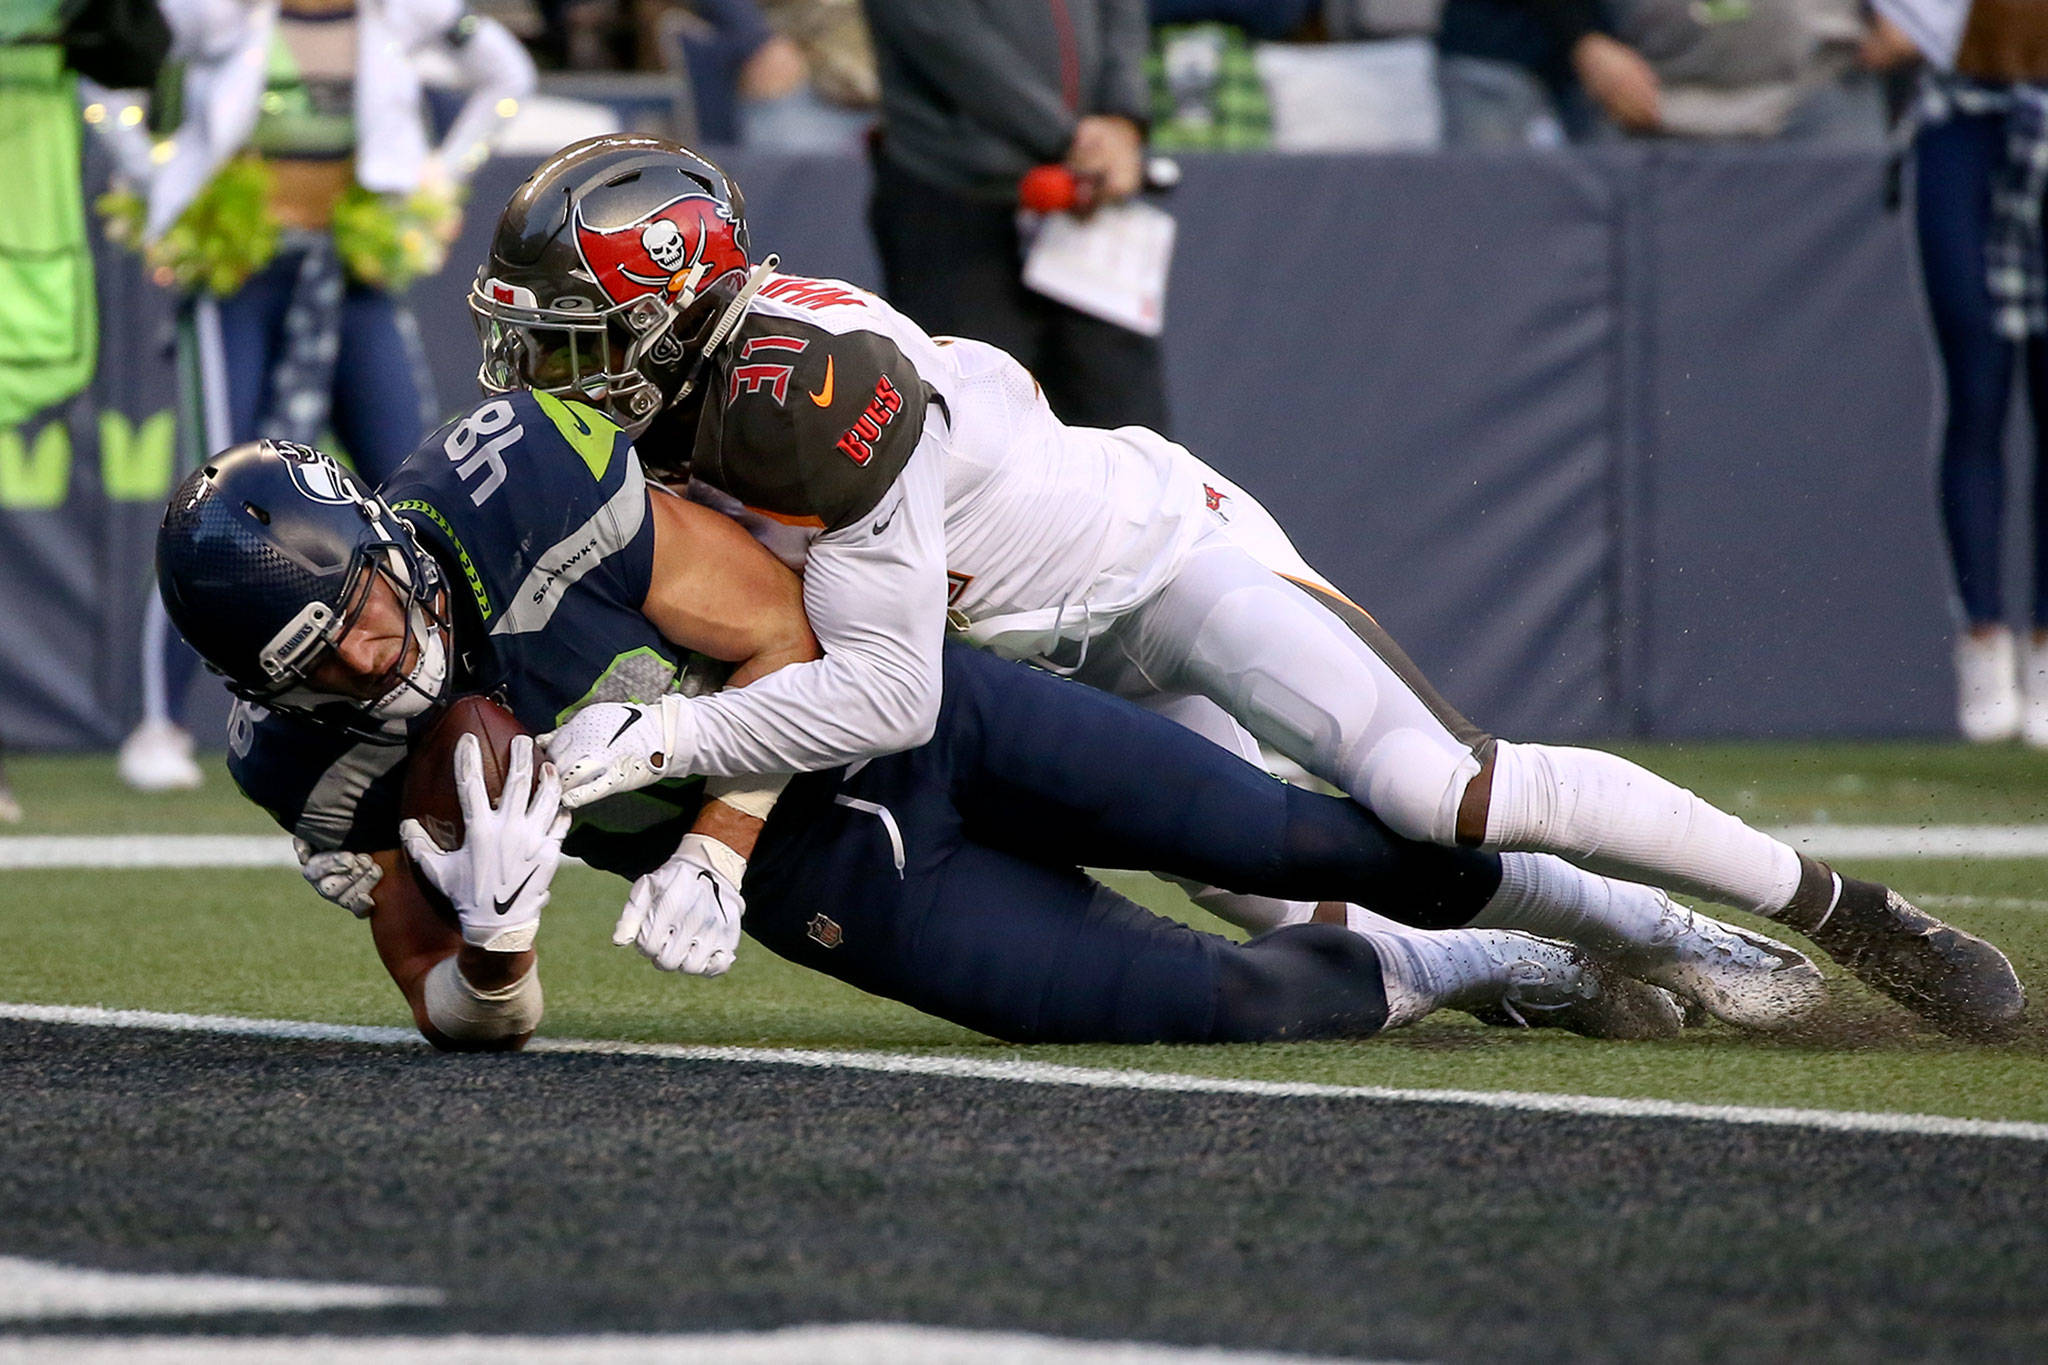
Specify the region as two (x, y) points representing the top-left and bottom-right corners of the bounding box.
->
(641, 219), (686, 271)
(573, 193), (748, 306)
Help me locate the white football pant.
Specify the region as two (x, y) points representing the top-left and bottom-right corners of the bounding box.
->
(1088, 464), (1804, 921)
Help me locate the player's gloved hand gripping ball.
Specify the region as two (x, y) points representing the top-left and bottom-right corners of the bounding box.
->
(539, 695), (695, 809)
(398, 732), (569, 953)
(614, 832), (746, 976)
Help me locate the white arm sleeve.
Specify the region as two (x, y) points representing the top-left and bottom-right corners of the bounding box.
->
(432, 16), (536, 182)
(656, 437), (950, 776)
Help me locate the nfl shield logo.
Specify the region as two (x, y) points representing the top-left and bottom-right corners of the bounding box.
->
(807, 914), (843, 949)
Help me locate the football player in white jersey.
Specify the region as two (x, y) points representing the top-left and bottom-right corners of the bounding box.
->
(472, 137), (2023, 1040)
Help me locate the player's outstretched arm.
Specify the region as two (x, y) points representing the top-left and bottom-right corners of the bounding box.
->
(545, 447), (947, 807)
(365, 850), (540, 1053)
(373, 734), (563, 1051)
(542, 488), (825, 806)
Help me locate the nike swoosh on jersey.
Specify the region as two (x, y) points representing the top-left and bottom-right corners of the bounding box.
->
(495, 867), (538, 916)
(808, 356), (835, 407)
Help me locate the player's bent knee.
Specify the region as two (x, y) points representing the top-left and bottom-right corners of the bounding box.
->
(1361, 728), (1478, 846)
(1186, 591), (1371, 763)
(1210, 925), (1390, 1042)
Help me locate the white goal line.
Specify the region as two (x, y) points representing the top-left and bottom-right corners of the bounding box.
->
(2, 1001), (2044, 1145)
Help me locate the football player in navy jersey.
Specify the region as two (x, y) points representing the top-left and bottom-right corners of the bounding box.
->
(465, 133), (2023, 1040)
(157, 415), (1701, 1051)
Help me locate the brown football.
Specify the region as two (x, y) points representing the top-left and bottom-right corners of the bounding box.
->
(401, 694), (530, 854)
(400, 696), (531, 927)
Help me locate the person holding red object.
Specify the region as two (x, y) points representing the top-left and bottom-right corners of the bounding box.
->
(859, 0), (1166, 434)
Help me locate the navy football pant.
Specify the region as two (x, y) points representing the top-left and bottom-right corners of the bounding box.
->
(743, 646), (1504, 1044)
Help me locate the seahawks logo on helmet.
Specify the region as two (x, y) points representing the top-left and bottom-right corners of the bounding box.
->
(281, 446), (363, 506)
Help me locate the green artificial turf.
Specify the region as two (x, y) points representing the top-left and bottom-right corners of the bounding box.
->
(5, 743), (2048, 1123)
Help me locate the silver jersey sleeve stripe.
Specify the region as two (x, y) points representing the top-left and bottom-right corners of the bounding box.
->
(293, 740), (409, 852)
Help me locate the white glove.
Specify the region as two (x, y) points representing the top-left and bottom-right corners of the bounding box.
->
(539, 695), (692, 810)
(293, 837), (382, 917)
(398, 733), (570, 953)
(613, 832), (745, 976)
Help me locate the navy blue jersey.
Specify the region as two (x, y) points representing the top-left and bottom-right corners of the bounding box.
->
(229, 390), (721, 879)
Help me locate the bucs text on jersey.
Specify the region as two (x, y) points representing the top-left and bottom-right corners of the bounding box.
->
(229, 389), (723, 880)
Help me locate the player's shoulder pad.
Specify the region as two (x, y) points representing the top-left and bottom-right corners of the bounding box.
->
(691, 306), (930, 532)
(397, 390), (636, 517)
(384, 390), (645, 630)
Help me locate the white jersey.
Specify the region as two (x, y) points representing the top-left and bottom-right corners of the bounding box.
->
(724, 276), (1213, 655)
(648, 273), (1212, 778)
(916, 334), (1211, 664)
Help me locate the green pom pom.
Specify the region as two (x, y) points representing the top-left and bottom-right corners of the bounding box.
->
(104, 156), (281, 294)
(333, 184), (461, 291)
(100, 158), (461, 296)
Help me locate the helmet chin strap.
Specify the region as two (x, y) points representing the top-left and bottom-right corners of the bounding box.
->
(669, 254), (780, 406)
(365, 603), (450, 722)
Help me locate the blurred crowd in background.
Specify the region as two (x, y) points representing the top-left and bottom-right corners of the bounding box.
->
(493, 0), (1923, 153)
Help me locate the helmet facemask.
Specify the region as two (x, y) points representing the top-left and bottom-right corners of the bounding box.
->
(351, 548), (453, 724)
(243, 521), (455, 742)
(469, 256), (776, 437)
(471, 278), (677, 434)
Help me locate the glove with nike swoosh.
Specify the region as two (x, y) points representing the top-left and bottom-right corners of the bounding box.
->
(613, 832), (744, 976)
(539, 696), (694, 810)
(399, 733), (569, 953)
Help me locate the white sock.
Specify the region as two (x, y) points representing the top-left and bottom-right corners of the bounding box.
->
(1353, 923), (1534, 1028)
(1466, 852), (1676, 957)
(1343, 903), (1415, 936)
(1484, 740), (1802, 916)
(1160, 876), (1317, 934)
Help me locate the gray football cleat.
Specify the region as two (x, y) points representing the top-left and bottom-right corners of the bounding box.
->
(1469, 937), (1687, 1041)
(1798, 878), (2026, 1041)
(1616, 898), (1827, 1031)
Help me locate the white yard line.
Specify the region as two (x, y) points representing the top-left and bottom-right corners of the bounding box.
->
(0, 1256), (438, 1321)
(1915, 894), (2048, 913)
(0, 837), (296, 870)
(3, 1001), (2043, 1145)
(1767, 824), (2048, 858)
(0, 1327), (1386, 1365)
